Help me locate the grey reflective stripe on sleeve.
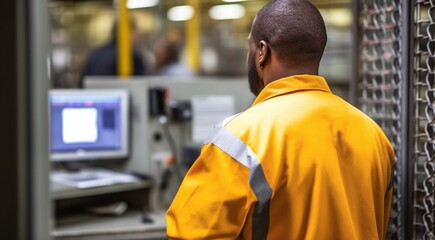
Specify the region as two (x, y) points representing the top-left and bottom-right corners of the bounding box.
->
(204, 124), (272, 240)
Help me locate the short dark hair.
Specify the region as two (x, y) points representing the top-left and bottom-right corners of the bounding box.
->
(252, 0), (327, 66)
(157, 38), (180, 64)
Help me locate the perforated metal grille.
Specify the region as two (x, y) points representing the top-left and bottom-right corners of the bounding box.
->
(413, 1), (435, 239)
(356, 0), (402, 238)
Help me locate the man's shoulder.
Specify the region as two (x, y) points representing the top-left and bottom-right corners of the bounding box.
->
(222, 108), (267, 138)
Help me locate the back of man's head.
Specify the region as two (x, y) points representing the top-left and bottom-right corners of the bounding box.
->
(154, 38), (180, 69)
(252, 0), (327, 67)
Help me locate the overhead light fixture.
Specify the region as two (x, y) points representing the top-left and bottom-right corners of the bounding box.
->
(209, 4), (245, 20)
(127, 0), (159, 9)
(168, 5), (194, 21)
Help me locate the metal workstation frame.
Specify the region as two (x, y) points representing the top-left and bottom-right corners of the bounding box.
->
(352, 0), (435, 239)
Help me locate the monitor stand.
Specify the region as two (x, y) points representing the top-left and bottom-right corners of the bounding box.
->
(60, 161), (89, 172)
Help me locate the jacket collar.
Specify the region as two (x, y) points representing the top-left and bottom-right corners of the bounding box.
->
(251, 74), (331, 107)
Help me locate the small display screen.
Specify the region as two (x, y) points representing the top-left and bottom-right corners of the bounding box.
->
(49, 91), (128, 161)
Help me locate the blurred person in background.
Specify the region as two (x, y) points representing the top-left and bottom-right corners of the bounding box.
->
(166, 0), (394, 239)
(80, 17), (146, 87)
(153, 37), (193, 77)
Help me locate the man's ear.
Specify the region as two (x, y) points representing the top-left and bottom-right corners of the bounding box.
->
(258, 40), (270, 68)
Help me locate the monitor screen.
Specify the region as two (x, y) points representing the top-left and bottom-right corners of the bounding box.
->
(49, 89), (129, 161)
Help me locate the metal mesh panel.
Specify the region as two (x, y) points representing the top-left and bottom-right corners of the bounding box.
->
(413, 1), (435, 239)
(356, 0), (403, 238)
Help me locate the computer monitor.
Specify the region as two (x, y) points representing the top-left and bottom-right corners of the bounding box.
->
(48, 89), (129, 162)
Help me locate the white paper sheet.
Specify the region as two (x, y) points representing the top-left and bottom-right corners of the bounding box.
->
(191, 95), (235, 143)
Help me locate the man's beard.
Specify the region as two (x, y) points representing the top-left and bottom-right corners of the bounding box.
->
(248, 59), (263, 96)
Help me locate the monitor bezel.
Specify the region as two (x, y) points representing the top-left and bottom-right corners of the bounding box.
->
(48, 89), (129, 162)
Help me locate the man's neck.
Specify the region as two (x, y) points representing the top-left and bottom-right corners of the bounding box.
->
(263, 66), (319, 86)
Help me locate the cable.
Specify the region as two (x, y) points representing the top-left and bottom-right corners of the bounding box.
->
(159, 115), (184, 183)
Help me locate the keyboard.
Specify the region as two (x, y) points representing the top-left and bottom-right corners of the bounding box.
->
(51, 168), (139, 189)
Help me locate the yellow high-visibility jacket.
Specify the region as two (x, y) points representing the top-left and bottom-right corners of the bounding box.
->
(167, 75), (395, 240)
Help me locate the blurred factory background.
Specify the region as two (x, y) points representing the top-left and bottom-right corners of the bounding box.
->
(49, 0), (352, 97)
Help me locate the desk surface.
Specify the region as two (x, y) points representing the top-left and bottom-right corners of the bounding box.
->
(53, 210), (167, 240)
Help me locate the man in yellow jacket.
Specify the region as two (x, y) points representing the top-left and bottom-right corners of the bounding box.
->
(166, 0), (395, 239)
